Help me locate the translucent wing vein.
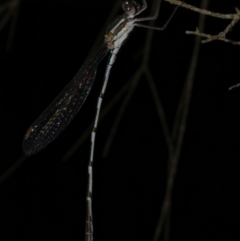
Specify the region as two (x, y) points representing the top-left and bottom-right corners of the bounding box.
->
(23, 43), (109, 155)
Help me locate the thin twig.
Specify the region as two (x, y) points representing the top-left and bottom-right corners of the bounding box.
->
(144, 66), (173, 155)
(165, 0), (240, 45)
(186, 30), (240, 45)
(152, 0), (209, 240)
(0, 0), (19, 50)
(6, 0), (19, 50)
(164, 0), (238, 19)
(186, 14), (240, 45)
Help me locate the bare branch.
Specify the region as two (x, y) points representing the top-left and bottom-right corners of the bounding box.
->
(164, 0), (240, 45)
(186, 29), (240, 45)
(165, 0), (238, 19)
(152, 1), (209, 240)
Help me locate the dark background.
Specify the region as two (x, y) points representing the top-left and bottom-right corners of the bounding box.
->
(0, 0), (240, 240)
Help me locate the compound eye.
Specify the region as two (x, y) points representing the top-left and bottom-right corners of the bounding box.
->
(122, 1), (136, 15)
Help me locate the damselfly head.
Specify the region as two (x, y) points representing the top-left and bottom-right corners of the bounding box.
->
(122, 1), (140, 16)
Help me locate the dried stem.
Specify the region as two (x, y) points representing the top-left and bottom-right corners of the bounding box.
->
(165, 0), (240, 45)
(153, 0), (209, 240)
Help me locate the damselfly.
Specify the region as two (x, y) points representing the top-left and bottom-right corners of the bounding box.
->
(23, 1), (180, 240)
